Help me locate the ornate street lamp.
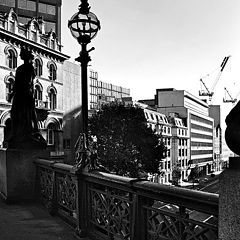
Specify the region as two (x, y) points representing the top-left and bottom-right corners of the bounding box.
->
(68, 0), (100, 168)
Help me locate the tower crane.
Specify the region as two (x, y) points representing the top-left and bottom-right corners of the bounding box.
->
(223, 87), (240, 104)
(199, 56), (231, 102)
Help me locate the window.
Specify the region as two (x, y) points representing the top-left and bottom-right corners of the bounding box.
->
(35, 59), (42, 76)
(163, 126), (166, 133)
(45, 21), (56, 33)
(49, 63), (57, 80)
(182, 159), (185, 167)
(167, 161), (170, 169)
(9, 19), (15, 33)
(31, 28), (37, 41)
(18, 0), (36, 11)
(47, 123), (55, 145)
(167, 127), (170, 134)
(49, 88), (57, 110)
(51, 39), (55, 49)
(39, 3), (55, 15)
(34, 85), (42, 107)
(0, 0), (14, 7)
(7, 49), (17, 69)
(5, 77), (14, 102)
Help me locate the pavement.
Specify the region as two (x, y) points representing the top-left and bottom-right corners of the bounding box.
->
(0, 200), (90, 240)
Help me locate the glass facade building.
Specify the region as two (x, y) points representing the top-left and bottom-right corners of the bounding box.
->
(0, 0), (62, 40)
(89, 70), (130, 110)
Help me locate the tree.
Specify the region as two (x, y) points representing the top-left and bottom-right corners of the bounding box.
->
(88, 102), (166, 178)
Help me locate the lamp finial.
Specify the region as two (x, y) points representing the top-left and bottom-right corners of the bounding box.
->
(79, 0), (90, 14)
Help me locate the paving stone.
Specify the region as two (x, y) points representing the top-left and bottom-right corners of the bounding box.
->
(0, 200), (90, 240)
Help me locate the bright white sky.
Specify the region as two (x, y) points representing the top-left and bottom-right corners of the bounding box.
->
(61, 0), (240, 118)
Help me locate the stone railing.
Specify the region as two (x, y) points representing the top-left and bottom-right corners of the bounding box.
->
(35, 159), (218, 240)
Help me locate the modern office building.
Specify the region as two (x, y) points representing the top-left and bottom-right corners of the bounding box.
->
(155, 88), (215, 175)
(89, 70), (130, 110)
(0, 0), (62, 40)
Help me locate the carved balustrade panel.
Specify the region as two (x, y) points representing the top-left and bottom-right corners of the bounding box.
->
(145, 200), (218, 240)
(89, 185), (132, 239)
(38, 167), (54, 204)
(56, 173), (77, 217)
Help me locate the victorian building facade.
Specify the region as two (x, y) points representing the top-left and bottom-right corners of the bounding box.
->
(0, 9), (69, 156)
(134, 101), (189, 185)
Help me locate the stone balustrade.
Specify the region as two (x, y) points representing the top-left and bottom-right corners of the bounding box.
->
(35, 159), (218, 240)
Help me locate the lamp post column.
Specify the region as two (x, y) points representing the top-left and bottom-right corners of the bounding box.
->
(68, 0), (100, 168)
(76, 44), (91, 141)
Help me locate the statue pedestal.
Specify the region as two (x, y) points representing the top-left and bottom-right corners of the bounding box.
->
(0, 148), (49, 202)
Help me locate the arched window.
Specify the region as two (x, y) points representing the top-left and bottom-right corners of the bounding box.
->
(7, 49), (17, 69)
(48, 88), (57, 110)
(48, 63), (57, 81)
(5, 77), (14, 102)
(47, 123), (55, 145)
(35, 58), (42, 76)
(34, 84), (42, 107)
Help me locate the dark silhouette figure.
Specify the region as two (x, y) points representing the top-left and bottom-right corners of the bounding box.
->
(8, 47), (46, 149)
(225, 100), (240, 155)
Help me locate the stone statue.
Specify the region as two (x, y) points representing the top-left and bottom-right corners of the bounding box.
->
(225, 100), (240, 155)
(8, 47), (46, 149)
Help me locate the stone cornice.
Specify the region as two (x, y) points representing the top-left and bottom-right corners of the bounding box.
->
(0, 28), (70, 63)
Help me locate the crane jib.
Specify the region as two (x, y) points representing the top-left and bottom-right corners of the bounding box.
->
(220, 56), (230, 71)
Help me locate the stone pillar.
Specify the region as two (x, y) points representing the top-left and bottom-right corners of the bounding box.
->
(219, 157), (240, 239)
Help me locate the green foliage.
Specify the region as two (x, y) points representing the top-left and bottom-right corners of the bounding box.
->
(88, 102), (166, 178)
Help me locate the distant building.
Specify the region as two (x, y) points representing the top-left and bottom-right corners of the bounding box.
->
(140, 103), (172, 183)
(168, 112), (189, 181)
(62, 61), (81, 163)
(155, 88), (215, 175)
(123, 100), (188, 184)
(0, 0), (62, 40)
(89, 70), (130, 110)
(209, 105), (222, 171)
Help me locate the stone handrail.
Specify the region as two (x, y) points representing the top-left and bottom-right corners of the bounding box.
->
(34, 159), (218, 240)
